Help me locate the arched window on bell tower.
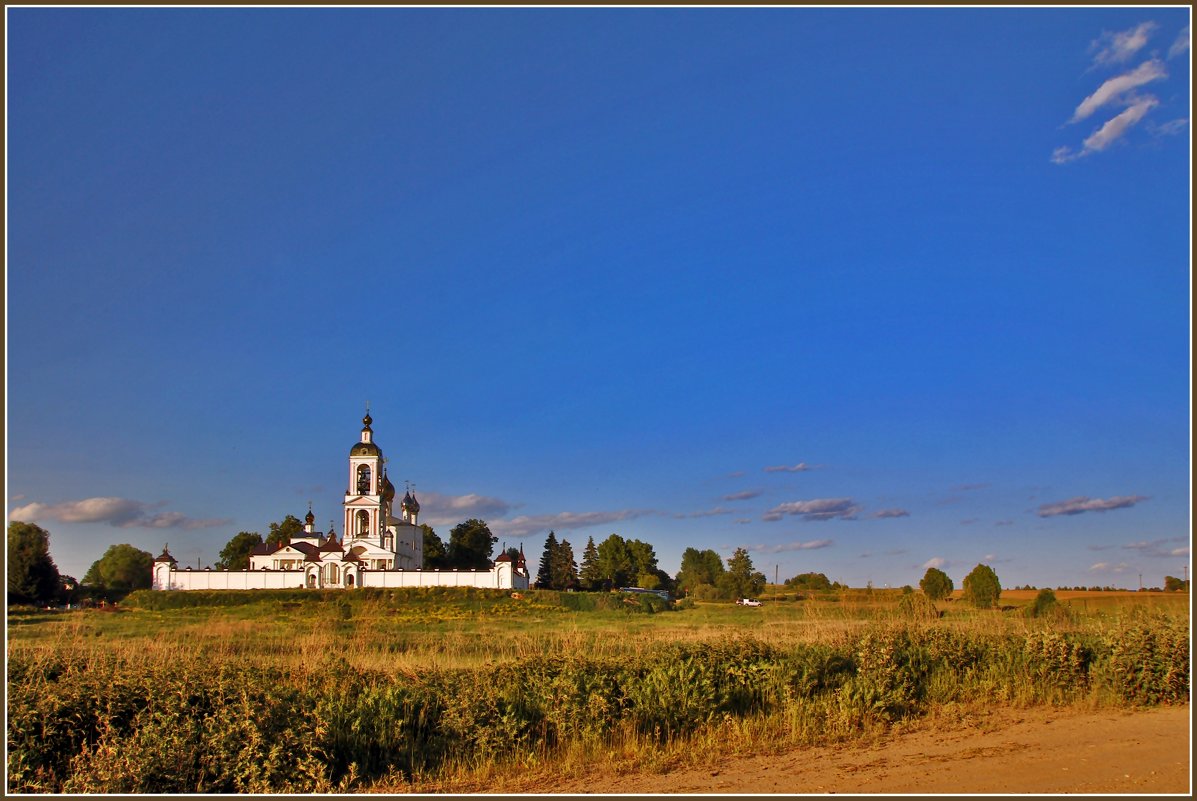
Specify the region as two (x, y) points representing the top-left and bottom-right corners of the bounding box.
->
(357, 464), (372, 495)
(356, 510), (370, 538)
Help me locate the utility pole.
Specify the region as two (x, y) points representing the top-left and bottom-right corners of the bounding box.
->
(775, 565), (779, 588)
(1139, 573), (1143, 591)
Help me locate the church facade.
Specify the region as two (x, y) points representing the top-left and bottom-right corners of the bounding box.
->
(152, 413), (529, 591)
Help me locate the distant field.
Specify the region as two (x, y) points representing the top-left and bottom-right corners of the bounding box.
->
(6, 587), (1189, 793)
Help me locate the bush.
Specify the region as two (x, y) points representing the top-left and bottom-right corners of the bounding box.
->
(919, 568), (953, 601)
(897, 592), (940, 621)
(961, 564), (1001, 608)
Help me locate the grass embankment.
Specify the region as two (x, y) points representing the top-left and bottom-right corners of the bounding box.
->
(6, 588), (1189, 793)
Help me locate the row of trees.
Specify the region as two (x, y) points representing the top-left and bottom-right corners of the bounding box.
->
(534, 532), (672, 591)
(7, 521), (154, 604)
(675, 546), (767, 600)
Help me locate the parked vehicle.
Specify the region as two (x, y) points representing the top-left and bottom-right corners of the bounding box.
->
(737, 598), (762, 607)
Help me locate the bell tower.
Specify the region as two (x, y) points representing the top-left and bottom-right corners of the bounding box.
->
(344, 409), (385, 545)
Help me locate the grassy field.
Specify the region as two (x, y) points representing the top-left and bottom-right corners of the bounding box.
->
(6, 587), (1189, 793)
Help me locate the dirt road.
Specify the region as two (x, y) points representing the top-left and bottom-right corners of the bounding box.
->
(546, 705), (1190, 794)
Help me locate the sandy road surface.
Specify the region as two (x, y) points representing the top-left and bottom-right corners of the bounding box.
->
(545, 705), (1190, 794)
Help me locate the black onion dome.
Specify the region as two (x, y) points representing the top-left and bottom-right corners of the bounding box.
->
(350, 441), (381, 457)
(305, 509), (316, 525)
(382, 473), (396, 501)
(409, 492), (420, 513)
(362, 412), (373, 428)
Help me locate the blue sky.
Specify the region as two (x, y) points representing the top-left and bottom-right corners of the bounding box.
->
(7, 8), (1191, 589)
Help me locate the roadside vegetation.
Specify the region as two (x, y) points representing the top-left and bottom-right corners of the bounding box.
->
(6, 586), (1188, 793)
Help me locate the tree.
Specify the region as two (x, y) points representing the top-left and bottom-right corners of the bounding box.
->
(962, 563), (1001, 608)
(625, 539), (659, 578)
(919, 567), (954, 601)
(421, 524), (447, 568)
(721, 547), (766, 599)
(676, 548), (725, 596)
(536, 531), (559, 588)
(447, 519), (496, 569)
(266, 514), (304, 548)
(1163, 575), (1189, 592)
(578, 536), (602, 590)
(596, 534), (635, 588)
(82, 544), (153, 597)
(551, 538), (579, 590)
(784, 572), (833, 591)
(215, 531), (262, 570)
(7, 521), (61, 605)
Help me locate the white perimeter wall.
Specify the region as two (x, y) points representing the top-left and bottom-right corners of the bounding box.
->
(155, 564), (529, 591)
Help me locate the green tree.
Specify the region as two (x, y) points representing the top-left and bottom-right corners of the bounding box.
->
(720, 547), (766, 599)
(1163, 575), (1189, 592)
(595, 534), (634, 588)
(675, 548), (725, 596)
(784, 571), (833, 591)
(625, 539), (659, 578)
(421, 524), (447, 568)
(962, 563), (1002, 608)
(919, 567), (954, 601)
(447, 519), (496, 569)
(82, 544), (153, 597)
(536, 531), (559, 588)
(215, 531), (262, 570)
(552, 538), (579, 590)
(266, 514), (304, 548)
(7, 521), (61, 605)
(578, 536), (602, 590)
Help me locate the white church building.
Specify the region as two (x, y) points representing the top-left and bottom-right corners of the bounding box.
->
(152, 412), (530, 591)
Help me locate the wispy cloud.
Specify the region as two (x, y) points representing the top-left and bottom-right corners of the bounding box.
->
(763, 463), (816, 473)
(735, 518), (752, 525)
(1123, 538), (1190, 558)
(9, 497), (230, 530)
(1089, 561), (1133, 574)
(762, 498), (861, 522)
(1148, 117), (1189, 136)
(994, 520), (1015, 527)
(1070, 60), (1166, 123)
(1169, 25), (1190, 59)
(723, 490), (762, 502)
(674, 507), (735, 519)
(744, 539), (833, 555)
(922, 557), (947, 569)
(1088, 543), (1117, 551)
(419, 492), (514, 526)
(1090, 22), (1157, 68)
(1037, 495), (1149, 517)
(952, 483), (990, 492)
(959, 518), (979, 526)
(488, 509), (658, 540)
(870, 508), (910, 519)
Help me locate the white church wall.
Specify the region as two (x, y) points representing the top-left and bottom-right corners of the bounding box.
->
(154, 565), (529, 591)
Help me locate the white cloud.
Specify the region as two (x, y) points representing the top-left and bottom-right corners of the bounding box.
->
(1070, 60), (1166, 123)
(870, 508), (910, 519)
(1090, 22), (1157, 68)
(1081, 96), (1159, 151)
(488, 509), (657, 540)
(8, 497), (230, 530)
(762, 498), (861, 522)
(1089, 561), (1132, 574)
(1171, 547), (1190, 557)
(923, 557), (946, 569)
(418, 492), (514, 526)
(1148, 117), (1189, 136)
(675, 506), (735, 519)
(1037, 494), (1149, 517)
(745, 539), (833, 555)
(763, 463), (816, 473)
(1169, 25), (1190, 59)
(723, 490), (761, 501)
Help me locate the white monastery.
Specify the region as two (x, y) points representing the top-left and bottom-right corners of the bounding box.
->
(152, 412), (530, 591)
